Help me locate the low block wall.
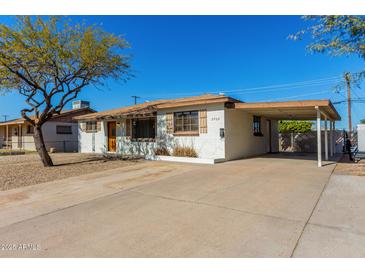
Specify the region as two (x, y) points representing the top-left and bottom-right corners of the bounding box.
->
(279, 130), (343, 153)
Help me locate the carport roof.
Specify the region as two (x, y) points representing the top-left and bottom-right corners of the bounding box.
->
(234, 100), (341, 121)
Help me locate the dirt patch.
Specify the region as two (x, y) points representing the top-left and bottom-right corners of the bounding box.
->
(334, 156), (365, 176)
(0, 192), (28, 207)
(0, 153), (143, 191)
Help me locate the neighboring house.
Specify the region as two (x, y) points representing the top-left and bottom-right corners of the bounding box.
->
(0, 101), (95, 152)
(75, 94), (341, 165)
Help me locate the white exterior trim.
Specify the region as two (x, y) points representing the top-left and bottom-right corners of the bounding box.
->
(156, 155), (225, 164)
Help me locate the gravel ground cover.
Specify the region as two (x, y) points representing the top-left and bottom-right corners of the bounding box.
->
(0, 153), (142, 191)
(334, 155), (365, 176)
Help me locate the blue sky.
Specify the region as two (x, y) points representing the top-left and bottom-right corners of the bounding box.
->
(0, 16), (364, 129)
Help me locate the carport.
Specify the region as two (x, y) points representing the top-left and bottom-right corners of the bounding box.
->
(234, 100), (341, 167)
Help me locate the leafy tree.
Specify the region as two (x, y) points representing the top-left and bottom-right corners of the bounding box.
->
(278, 120), (313, 133)
(290, 16), (365, 57)
(290, 16), (365, 86)
(361, 119), (365, 124)
(0, 16), (131, 166)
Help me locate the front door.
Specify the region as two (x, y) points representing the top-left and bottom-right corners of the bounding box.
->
(107, 121), (116, 152)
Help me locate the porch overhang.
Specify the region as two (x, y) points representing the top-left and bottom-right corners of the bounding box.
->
(234, 100), (341, 121)
(0, 120), (24, 127)
(77, 111), (157, 121)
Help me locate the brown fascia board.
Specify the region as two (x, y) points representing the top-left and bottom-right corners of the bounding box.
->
(234, 100), (341, 121)
(156, 97), (241, 109)
(75, 96), (241, 120)
(0, 108), (97, 126)
(234, 100), (331, 109)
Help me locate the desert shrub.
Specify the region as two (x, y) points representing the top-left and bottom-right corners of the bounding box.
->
(172, 145), (198, 158)
(154, 146), (170, 156)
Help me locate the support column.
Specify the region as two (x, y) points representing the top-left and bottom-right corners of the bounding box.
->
(324, 117), (328, 161)
(330, 121), (334, 157)
(316, 107), (322, 167)
(333, 121), (336, 155)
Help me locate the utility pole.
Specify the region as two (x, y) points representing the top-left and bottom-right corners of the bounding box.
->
(131, 96), (140, 105)
(345, 72), (352, 136)
(1, 114), (9, 122)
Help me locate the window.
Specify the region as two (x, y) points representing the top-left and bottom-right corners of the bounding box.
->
(132, 118), (156, 140)
(26, 125), (34, 134)
(253, 116), (263, 136)
(56, 125), (72, 135)
(86, 121), (97, 133)
(174, 111), (199, 134)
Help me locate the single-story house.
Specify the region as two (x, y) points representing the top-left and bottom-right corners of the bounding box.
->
(75, 94), (341, 166)
(0, 101), (95, 152)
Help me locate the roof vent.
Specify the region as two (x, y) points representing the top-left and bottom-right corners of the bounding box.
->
(72, 100), (90, 110)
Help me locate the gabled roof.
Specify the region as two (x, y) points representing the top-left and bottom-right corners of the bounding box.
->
(75, 94), (241, 120)
(0, 107), (96, 126)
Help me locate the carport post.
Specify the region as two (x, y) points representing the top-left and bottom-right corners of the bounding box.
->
(316, 107), (322, 167)
(324, 117), (329, 161)
(329, 121), (333, 157)
(333, 121), (336, 155)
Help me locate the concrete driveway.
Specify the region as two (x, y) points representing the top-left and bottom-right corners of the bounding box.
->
(0, 154), (338, 257)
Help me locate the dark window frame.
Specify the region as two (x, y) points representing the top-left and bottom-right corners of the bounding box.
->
(253, 116), (263, 136)
(86, 121), (97, 133)
(131, 117), (156, 141)
(173, 111), (199, 135)
(56, 125), (73, 135)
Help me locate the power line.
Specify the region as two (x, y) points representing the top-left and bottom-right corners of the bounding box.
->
(143, 75), (343, 100)
(256, 90), (334, 102)
(219, 76), (342, 94)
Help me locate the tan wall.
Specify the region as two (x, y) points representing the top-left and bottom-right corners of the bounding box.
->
(224, 109), (278, 160)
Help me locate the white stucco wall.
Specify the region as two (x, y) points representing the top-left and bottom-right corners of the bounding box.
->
(9, 122), (79, 152)
(358, 124), (365, 152)
(157, 103), (226, 160)
(79, 104), (226, 160)
(78, 104), (284, 162)
(79, 121), (107, 153)
(79, 119), (157, 157)
(224, 109), (278, 160)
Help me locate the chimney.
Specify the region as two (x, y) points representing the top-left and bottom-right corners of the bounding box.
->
(72, 100), (90, 110)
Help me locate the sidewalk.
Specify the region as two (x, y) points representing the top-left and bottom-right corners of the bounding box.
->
(293, 173), (365, 257)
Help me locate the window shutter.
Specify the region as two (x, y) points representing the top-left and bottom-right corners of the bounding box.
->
(126, 119), (131, 138)
(199, 109), (207, 134)
(80, 122), (86, 132)
(166, 112), (173, 134)
(96, 121), (102, 132)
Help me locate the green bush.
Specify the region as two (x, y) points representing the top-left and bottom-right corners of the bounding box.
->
(278, 120), (313, 133)
(361, 119), (365, 124)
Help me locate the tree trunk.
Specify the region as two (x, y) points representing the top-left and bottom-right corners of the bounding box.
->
(33, 125), (54, 167)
